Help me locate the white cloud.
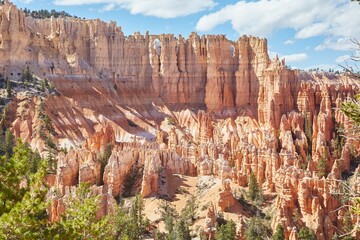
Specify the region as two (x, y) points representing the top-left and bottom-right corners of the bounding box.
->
(196, 0), (360, 51)
(284, 40), (294, 45)
(282, 53), (308, 63)
(295, 23), (328, 39)
(315, 38), (355, 51)
(53, 0), (217, 18)
(335, 54), (350, 63)
(99, 3), (116, 12)
(19, 0), (33, 3)
(268, 51), (308, 63)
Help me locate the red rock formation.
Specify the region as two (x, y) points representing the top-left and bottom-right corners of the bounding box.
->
(2, 2), (360, 238)
(217, 179), (236, 211)
(203, 203), (217, 239)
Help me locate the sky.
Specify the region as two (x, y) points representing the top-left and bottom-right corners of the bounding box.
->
(12, 0), (360, 71)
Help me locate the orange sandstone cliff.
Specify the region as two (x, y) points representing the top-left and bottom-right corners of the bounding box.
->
(1, 1), (360, 239)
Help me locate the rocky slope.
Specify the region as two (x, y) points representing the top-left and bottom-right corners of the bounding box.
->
(1, 1), (360, 239)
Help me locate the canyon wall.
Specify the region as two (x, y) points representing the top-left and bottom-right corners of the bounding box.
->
(1, 0), (272, 112)
(2, 1), (360, 239)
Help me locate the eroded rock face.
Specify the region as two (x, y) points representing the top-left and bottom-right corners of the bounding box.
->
(2, 1), (360, 238)
(217, 179), (236, 211)
(203, 203), (217, 239)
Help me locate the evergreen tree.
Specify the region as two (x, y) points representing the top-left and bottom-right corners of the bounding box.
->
(0, 160), (50, 240)
(332, 123), (345, 159)
(339, 38), (360, 220)
(128, 195), (148, 239)
(50, 183), (112, 239)
(154, 230), (166, 240)
(298, 227), (317, 240)
(4, 128), (14, 159)
(112, 195), (149, 240)
(46, 152), (57, 174)
(6, 77), (11, 98)
(175, 218), (191, 240)
(304, 114), (313, 154)
(272, 224), (285, 240)
(245, 216), (271, 240)
(317, 149), (328, 178)
(341, 210), (356, 240)
(247, 171), (263, 204)
(216, 220), (237, 240)
(341, 94), (360, 124)
(160, 201), (177, 239)
(159, 201), (192, 240)
(21, 65), (32, 83)
(181, 196), (197, 222)
(0, 139), (39, 215)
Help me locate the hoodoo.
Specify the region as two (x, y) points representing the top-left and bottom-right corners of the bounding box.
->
(0, 1), (359, 239)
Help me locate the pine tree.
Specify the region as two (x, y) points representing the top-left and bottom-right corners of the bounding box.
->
(341, 210), (356, 240)
(175, 218), (191, 240)
(304, 114), (313, 154)
(341, 94), (360, 124)
(46, 152), (57, 174)
(6, 77), (11, 98)
(50, 183), (112, 239)
(0, 160), (50, 239)
(4, 128), (14, 159)
(0, 139), (41, 215)
(247, 171), (263, 204)
(245, 216), (271, 240)
(216, 220), (237, 240)
(317, 149), (328, 178)
(159, 200), (196, 240)
(332, 123), (345, 159)
(21, 65), (32, 83)
(112, 195), (149, 240)
(298, 227), (316, 240)
(181, 196), (197, 222)
(160, 201), (177, 239)
(273, 224), (285, 240)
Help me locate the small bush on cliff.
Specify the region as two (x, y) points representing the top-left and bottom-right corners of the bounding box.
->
(167, 117), (176, 125)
